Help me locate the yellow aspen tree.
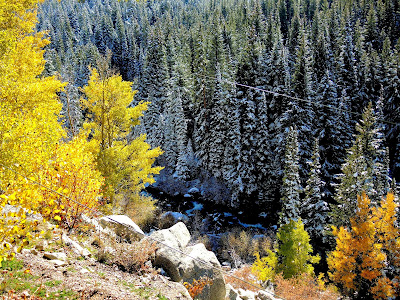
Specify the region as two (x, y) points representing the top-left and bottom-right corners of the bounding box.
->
(0, 0), (65, 263)
(0, 0), (104, 261)
(328, 193), (396, 299)
(371, 193), (400, 298)
(81, 68), (163, 211)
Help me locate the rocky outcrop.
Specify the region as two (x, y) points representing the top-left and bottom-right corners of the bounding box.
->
(226, 284), (281, 300)
(99, 215), (144, 242)
(62, 233), (91, 257)
(150, 222), (226, 300)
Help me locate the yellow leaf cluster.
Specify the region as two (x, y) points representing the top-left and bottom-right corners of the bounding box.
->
(251, 250), (278, 282)
(0, 1), (103, 262)
(328, 192), (400, 298)
(81, 68), (163, 209)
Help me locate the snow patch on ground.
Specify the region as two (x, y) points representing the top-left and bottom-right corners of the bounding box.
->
(238, 221), (267, 230)
(185, 201), (203, 216)
(161, 211), (189, 222)
(188, 187), (200, 194)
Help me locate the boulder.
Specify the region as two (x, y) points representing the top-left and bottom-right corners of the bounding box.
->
(151, 222), (225, 300)
(180, 244), (226, 300)
(99, 215), (144, 242)
(51, 260), (68, 267)
(43, 252), (67, 261)
(62, 234), (91, 257)
(238, 288), (256, 300)
(255, 290), (277, 300)
(150, 222), (191, 281)
(226, 283), (240, 300)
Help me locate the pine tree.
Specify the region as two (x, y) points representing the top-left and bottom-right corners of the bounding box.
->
(140, 25), (169, 149)
(302, 138), (328, 243)
(208, 65), (228, 179)
(235, 25), (260, 202)
(279, 126), (302, 226)
(331, 103), (390, 227)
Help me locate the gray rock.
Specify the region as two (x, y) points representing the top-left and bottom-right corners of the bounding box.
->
(150, 222), (191, 281)
(238, 288), (256, 300)
(226, 283), (241, 300)
(62, 234), (91, 257)
(52, 260), (68, 267)
(43, 252), (67, 261)
(168, 281), (193, 299)
(21, 249), (30, 255)
(255, 290), (276, 300)
(81, 215), (116, 237)
(151, 222), (225, 300)
(180, 244), (226, 300)
(100, 215), (144, 241)
(1, 204), (42, 221)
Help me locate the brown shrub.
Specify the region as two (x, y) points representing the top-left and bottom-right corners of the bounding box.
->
(224, 264), (262, 292)
(123, 194), (157, 232)
(219, 229), (273, 267)
(112, 239), (158, 274)
(274, 273), (339, 300)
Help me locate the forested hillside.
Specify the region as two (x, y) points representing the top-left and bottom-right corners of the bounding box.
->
(37, 0), (400, 225)
(2, 0), (400, 298)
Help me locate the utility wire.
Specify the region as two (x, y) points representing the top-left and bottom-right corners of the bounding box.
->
(101, 50), (400, 126)
(0, 162), (283, 299)
(192, 72), (399, 127)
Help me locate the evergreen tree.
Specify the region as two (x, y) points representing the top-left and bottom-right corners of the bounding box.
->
(140, 25), (169, 148)
(331, 103), (390, 228)
(279, 126), (302, 226)
(302, 138), (328, 243)
(235, 25), (260, 202)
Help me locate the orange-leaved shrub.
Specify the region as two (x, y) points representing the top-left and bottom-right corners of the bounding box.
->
(183, 276), (213, 298)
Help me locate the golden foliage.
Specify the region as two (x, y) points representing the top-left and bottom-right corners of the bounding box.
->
(0, 0), (103, 262)
(81, 68), (163, 209)
(328, 192), (400, 299)
(251, 250), (278, 282)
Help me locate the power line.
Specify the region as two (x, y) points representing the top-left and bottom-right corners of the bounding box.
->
(193, 72), (400, 127)
(0, 162), (283, 299)
(64, 49), (400, 127)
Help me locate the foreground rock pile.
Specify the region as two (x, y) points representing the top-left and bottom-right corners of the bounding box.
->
(3, 208), (280, 300)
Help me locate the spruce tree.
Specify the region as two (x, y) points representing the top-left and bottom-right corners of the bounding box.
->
(279, 126), (302, 226)
(302, 138), (328, 243)
(332, 103), (390, 228)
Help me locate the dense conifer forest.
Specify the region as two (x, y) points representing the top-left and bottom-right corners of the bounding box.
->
(37, 0), (400, 223)
(3, 0), (400, 298)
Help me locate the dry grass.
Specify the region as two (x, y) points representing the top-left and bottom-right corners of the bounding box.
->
(219, 228), (272, 267)
(274, 273), (339, 300)
(123, 194), (157, 232)
(224, 265), (262, 292)
(111, 239), (158, 274)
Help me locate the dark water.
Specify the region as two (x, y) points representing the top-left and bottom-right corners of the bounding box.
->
(146, 186), (273, 235)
